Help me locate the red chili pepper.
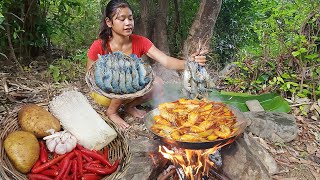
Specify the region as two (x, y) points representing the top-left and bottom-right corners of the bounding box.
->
(82, 169), (89, 173)
(65, 151), (76, 160)
(71, 159), (77, 173)
(32, 154), (67, 173)
(57, 151), (75, 171)
(80, 149), (112, 167)
(40, 169), (59, 177)
(56, 152), (76, 180)
(31, 159), (42, 171)
(84, 159), (119, 175)
(74, 150), (83, 176)
(94, 150), (104, 157)
(28, 173), (54, 180)
(39, 141), (48, 163)
(55, 157), (71, 180)
(81, 152), (93, 162)
(76, 145), (93, 162)
(50, 165), (58, 170)
(84, 160), (100, 166)
(53, 153), (60, 159)
(58, 159), (64, 170)
(76, 144), (85, 150)
(62, 160), (73, 180)
(81, 173), (102, 180)
(71, 160), (78, 180)
(84, 163), (104, 169)
(103, 147), (109, 160)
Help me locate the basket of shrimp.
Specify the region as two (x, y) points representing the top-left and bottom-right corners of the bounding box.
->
(0, 91), (131, 180)
(86, 52), (154, 100)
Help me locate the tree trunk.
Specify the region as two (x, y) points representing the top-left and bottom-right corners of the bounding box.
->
(173, 0), (182, 52)
(153, 0), (179, 81)
(134, 0), (155, 64)
(135, 0), (151, 39)
(182, 0), (222, 57)
(153, 0), (169, 54)
(23, 0), (41, 58)
(4, 16), (23, 72)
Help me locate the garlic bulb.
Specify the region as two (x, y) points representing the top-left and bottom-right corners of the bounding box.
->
(43, 129), (77, 154)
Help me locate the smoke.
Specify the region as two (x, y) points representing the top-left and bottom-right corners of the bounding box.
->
(147, 81), (185, 108)
(144, 81), (223, 108)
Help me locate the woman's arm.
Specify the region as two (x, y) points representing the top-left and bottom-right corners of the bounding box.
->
(146, 45), (208, 71)
(146, 45), (185, 70)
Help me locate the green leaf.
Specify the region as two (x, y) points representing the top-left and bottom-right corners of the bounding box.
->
(0, 13), (4, 24)
(288, 82), (299, 86)
(305, 54), (318, 60)
(302, 89), (311, 95)
(267, 61), (275, 68)
(277, 77), (284, 84)
(299, 48), (308, 54)
(297, 93), (306, 98)
(292, 51), (300, 57)
(286, 83), (290, 89)
(258, 74), (269, 82)
(281, 73), (290, 79)
(61, 74), (67, 82)
(208, 91), (291, 113)
(13, 32), (17, 39)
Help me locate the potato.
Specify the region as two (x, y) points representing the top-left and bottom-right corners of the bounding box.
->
(4, 131), (40, 173)
(18, 104), (61, 138)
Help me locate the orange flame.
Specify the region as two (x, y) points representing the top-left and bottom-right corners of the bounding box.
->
(159, 138), (236, 179)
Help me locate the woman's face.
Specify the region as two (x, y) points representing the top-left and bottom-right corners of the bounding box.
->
(107, 7), (134, 37)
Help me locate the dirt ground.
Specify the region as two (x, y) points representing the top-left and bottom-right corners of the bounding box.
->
(0, 65), (319, 180)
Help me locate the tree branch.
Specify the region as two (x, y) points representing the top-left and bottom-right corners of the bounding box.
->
(4, 20), (24, 72)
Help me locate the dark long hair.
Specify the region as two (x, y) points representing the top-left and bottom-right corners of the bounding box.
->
(99, 0), (132, 52)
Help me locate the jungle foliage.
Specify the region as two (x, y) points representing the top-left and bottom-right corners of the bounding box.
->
(214, 0), (320, 102)
(0, 0), (319, 102)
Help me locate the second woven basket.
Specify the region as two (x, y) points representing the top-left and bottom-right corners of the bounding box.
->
(86, 54), (154, 100)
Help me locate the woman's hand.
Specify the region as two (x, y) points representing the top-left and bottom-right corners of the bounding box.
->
(191, 48), (208, 66)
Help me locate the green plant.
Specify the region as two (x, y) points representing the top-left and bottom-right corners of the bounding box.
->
(47, 57), (84, 83)
(0, 7), (7, 59)
(219, 1), (320, 104)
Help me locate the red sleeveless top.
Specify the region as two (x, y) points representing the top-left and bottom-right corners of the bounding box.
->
(87, 34), (153, 61)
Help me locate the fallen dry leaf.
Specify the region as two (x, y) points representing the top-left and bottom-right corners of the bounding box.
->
(295, 97), (310, 104)
(288, 156), (299, 163)
(296, 115), (304, 122)
(312, 115), (319, 121)
(309, 166), (320, 180)
(275, 177), (298, 180)
(311, 103), (320, 114)
(293, 108), (302, 116)
(306, 143), (318, 154)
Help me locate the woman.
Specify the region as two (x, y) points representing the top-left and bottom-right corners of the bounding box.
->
(87, 0), (207, 129)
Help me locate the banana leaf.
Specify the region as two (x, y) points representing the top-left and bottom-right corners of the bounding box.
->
(145, 83), (291, 113)
(209, 90), (291, 113)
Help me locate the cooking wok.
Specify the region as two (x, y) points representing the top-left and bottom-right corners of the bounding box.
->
(144, 106), (249, 150)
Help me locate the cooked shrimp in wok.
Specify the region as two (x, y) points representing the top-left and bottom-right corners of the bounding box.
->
(150, 98), (238, 142)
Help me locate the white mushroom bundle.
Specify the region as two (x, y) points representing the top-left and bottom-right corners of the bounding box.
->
(49, 91), (117, 150)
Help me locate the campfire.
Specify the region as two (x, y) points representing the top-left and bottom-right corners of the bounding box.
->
(144, 98), (249, 180)
(157, 137), (236, 180)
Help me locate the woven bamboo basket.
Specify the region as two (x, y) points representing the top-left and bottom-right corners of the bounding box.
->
(85, 59), (154, 100)
(0, 104), (131, 180)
